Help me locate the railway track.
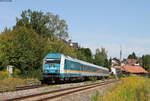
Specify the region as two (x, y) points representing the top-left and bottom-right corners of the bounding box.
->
(0, 84), (47, 93)
(15, 84), (47, 91)
(7, 79), (118, 101)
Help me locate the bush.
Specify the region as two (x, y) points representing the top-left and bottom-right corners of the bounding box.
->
(89, 77), (97, 82)
(12, 68), (21, 77)
(0, 71), (9, 79)
(20, 69), (43, 80)
(148, 71), (150, 78)
(117, 72), (125, 78)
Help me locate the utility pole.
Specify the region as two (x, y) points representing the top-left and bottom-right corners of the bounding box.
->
(120, 45), (122, 61)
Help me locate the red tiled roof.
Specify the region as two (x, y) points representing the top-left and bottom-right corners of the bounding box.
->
(122, 65), (148, 73)
(114, 65), (148, 73)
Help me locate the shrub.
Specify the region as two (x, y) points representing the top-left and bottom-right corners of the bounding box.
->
(12, 68), (21, 77)
(0, 71), (9, 79)
(148, 71), (150, 78)
(20, 68), (43, 80)
(89, 77), (97, 82)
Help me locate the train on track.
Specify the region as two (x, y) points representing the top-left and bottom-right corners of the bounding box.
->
(43, 53), (110, 83)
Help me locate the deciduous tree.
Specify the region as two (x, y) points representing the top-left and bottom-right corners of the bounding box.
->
(16, 9), (69, 40)
(0, 26), (46, 78)
(94, 48), (108, 67)
(142, 55), (150, 70)
(76, 48), (93, 63)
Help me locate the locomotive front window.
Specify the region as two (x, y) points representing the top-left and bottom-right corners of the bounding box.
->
(45, 59), (60, 64)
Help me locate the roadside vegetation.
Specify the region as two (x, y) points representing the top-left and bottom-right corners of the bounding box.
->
(0, 69), (41, 92)
(0, 70), (40, 92)
(91, 75), (150, 101)
(0, 77), (40, 92)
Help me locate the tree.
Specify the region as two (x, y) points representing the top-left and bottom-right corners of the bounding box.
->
(0, 29), (12, 70)
(94, 48), (108, 67)
(16, 9), (69, 40)
(0, 26), (47, 78)
(142, 55), (150, 70)
(128, 52), (137, 59)
(47, 39), (77, 58)
(76, 48), (93, 63)
(107, 58), (112, 71)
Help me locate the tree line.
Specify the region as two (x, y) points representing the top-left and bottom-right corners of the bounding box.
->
(0, 9), (110, 79)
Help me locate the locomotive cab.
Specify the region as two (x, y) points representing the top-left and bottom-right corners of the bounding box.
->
(43, 58), (61, 75)
(42, 53), (63, 82)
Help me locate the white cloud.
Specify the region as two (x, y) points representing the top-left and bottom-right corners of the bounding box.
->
(128, 38), (150, 46)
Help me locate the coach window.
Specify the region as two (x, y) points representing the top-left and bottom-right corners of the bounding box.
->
(81, 65), (83, 71)
(83, 65), (85, 71)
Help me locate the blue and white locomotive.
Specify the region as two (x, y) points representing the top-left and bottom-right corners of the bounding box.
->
(43, 53), (109, 82)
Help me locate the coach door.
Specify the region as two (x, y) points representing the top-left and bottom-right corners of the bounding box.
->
(64, 59), (69, 77)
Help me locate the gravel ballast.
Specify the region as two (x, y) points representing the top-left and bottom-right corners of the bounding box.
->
(0, 79), (116, 101)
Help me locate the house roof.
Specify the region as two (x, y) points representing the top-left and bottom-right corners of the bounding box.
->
(127, 59), (138, 65)
(122, 65), (148, 73)
(113, 65), (148, 74)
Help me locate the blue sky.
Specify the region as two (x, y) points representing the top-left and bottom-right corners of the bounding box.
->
(0, 0), (150, 58)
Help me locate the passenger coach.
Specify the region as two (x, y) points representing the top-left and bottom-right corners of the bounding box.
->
(43, 53), (109, 82)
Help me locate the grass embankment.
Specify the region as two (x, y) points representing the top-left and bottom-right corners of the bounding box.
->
(0, 71), (41, 92)
(92, 75), (150, 101)
(0, 78), (40, 92)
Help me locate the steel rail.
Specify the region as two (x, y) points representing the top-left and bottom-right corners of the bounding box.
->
(37, 80), (117, 101)
(7, 80), (118, 101)
(15, 84), (47, 90)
